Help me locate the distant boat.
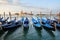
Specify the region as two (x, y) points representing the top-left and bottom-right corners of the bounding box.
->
(23, 17), (29, 29)
(32, 17), (42, 30)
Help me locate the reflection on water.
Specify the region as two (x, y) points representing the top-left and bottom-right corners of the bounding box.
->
(23, 28), (29, 36)
(34, 27), (42, 40)
(0, 31), (8, 40)
(0, 30), (5, 37)
(23, 28), (29, 40)
(4, 27), (19, 40)
(44, 29), (55, 40)
(0, 25), (60, 40)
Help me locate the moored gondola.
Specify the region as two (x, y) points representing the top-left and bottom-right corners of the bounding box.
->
(1, 18), (22, 30)
(42, 18), (47, 24)
(23, 17), (29, 29)
(0, 17), (9, 24)
(32, 17), (42, 30)
(42, 23), (55, 31)
(42, 18), (56, 31)
(20, 16), (24, 24)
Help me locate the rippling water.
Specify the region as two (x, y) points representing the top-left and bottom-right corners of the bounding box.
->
(0, 24), (60, 40)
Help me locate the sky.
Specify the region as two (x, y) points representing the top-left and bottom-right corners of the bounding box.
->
(7, 0), (60, 9)
(0, 0), (60, 9)
(20, 0), (60, 9)
(0, 0), (60, 14)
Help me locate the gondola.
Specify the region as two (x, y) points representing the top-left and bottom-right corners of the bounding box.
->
(0, 17), (9, 24)
(42, 18), (47, 24)
(20, 16), (24, 24)
(1, 18), (22, 30)
(53, 18), (60, 29)
(54, 22), (60, 30)
(42, 18), (55, 31)
(23, 17), (29, 29)
(53, 17), (60, 29)
(42, 23), (55, 31)
(47, 18), (60, 30)
(56, 23), (60, 29)
(32, 17), (42, 30)
(53, 17), (58, 23)
(0, 17), (3, 21)
(32, 17), (38, 24)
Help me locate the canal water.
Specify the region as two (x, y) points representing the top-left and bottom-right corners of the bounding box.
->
(0, 25), (60, 40)
(0, 15), (60, 40)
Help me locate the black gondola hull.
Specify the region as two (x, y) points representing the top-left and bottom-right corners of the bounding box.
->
(43, 25), (55, 31)
(33, 24), (42, 30)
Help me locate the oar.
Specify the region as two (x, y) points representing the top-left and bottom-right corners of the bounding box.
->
(54, 22), (56, 31)
(40, 12), (42, 24)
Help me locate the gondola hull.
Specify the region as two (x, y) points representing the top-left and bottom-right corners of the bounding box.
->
(43, 24), (55, 31)
(33, 23), (42, 30)
(32, 17), (42, 30)
(2, 21), (22, 30)
(2, 24), (21, 30)
(23, 24), (29, 29)
(23, 17), (29, 29)
(56, 24), (60, 29)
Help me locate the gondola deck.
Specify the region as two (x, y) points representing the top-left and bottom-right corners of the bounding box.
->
(32, 17), (42, 30)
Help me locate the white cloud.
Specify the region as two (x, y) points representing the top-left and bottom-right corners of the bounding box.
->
(0, 0), (8, 4)
(12, 0), (19, 4)
(0, 0), (19, 4)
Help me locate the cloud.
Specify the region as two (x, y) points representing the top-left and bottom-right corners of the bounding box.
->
(12, 0), (19, 4)
(0, 0), (8, 3)
(0, 0), (19, 4)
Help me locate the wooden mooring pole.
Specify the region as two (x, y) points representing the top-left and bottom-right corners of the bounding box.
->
(0, 14), (1, 18)
(40, 12), (42, 24)
(9, 12), (11, 20)
(4, 12), (5, 19)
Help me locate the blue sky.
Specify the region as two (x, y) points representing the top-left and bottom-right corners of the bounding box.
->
(12, 0), (60, 9)
(1, 0), (60, 9)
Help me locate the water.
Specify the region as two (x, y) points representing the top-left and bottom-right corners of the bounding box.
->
(0, 24), (60, 40)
